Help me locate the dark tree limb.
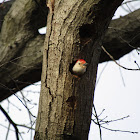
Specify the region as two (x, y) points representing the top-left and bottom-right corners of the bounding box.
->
(0, 0), (46, 101)
(0, 104), (19, 140)
(101, 45), (140, 70)
(100, 8), (140, 62)
(0, 35), (44, 101)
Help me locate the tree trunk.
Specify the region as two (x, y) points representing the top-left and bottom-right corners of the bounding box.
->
(35, 0), (123, 139)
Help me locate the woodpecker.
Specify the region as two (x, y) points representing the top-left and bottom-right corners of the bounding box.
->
(72, 59), (88, 76)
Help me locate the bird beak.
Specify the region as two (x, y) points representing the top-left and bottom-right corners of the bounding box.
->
(83, 63), (88, 66)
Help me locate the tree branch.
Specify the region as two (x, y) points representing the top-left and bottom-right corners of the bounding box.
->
(0, 0), (15, 31)
(0, 35), (44, 101)
(100, 8), (140, 62)
(0, 105), (19, 140)
(101, 126), (138, 134)
(92, 104), (102, 140)
(101, 46), (140, 70)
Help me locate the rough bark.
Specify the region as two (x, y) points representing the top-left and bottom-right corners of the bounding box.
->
(34, 0), (123, 139)
(0, 0), (140, 102)
(0, 0), (15, 32)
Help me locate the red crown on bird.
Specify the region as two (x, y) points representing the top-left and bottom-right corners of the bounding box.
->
(76, 59), (86, 64)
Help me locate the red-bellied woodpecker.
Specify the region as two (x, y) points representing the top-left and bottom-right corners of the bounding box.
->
(72, 59), (88, 76)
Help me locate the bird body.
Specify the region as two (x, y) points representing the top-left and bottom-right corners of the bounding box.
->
(72, 59), (88, 76)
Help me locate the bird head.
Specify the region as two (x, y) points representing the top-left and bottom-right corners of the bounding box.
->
(72, 59), (88, 76)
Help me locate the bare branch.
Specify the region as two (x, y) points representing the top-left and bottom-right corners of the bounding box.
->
(101, 46), (140, 71)
(17, 124), (35, 130)
(118, 61), (126, 86)
(100, 115), (130, 125)
(14, 94), (36, 118)
(20, 92), (34, 139)
(96, 63), (108, 85)
(0, 105), (19, 140)
(101, 126), (138, 134)
(5, 123), (10, 140)
(7, 99), (22, 111)
(92, 104), (102, 140)
(0, 123), (15, 132)
(92, 109), (138, 135)
(134, 60), (140, 69)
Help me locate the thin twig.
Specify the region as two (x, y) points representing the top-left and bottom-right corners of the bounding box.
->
(100, 115), (130, 125)
(92, 111), (138, 134)
(0, 124), (15, 132)
(119, 36), (139, 50)
(118, 60), (125, 86)
(7, 73), (36, 118)
(20, 92), (33, 139)
(93, 104), (102, 140)
(5, 123), (10, 140)
(134, 61), (140, 69)
(13, 94), (36, 118)
(0, 51), (41, 68)
(7, 99), (21, 111)
(97, 109), (105, 118)
(17, 124), (35, 130)
(107, 27), (140, 51)
(101, 125), (138, 134)
(0, 80), (36, 118)
(98, 116), (108, 123)
(101, 46), (140, 71)
(96, 63), (108, 85)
